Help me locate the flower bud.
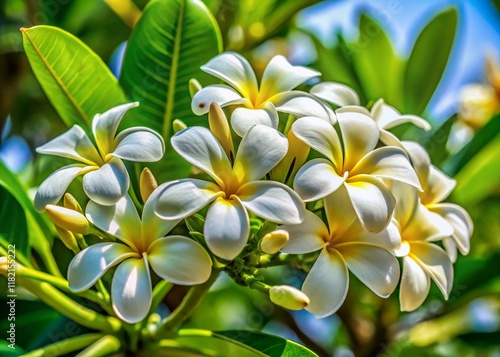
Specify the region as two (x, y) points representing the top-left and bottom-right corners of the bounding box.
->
(271, 130), (309, 183)
(55, 225), (80, 254)
(63, 193), (83, 214)
(209, 103), (233, 160)
(189, 78), (202, 97)
(269, 285), (309, 310)
(46, 205), (90, 235)
(260, 230), (289, 254)
(173, 119), (188, 133)
(140, 167), (158, 202)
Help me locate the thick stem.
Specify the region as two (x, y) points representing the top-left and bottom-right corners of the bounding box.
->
(19, 277), (122, 334)
(77, 335), (122, 357)
(156, 270), (220, 337)
(150, 280), (175, 315)
(22, 333), (104, 357)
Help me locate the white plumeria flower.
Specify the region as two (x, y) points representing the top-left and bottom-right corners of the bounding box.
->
(311, 82), (431, 148)
(279, 186), (401, 318)
(191, 52), (335, 136)
(403, 141), (473, 262)
(154, 124), (305, 260)
(292, 112), (421, 233)
(390, 181), (454, 312)
(34, 103), (165, 211)
(68, 191), (212, 323)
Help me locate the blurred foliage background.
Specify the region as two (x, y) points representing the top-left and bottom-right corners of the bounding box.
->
(1, 0), (500, 356)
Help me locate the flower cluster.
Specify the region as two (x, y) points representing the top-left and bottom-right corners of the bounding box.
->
(35, 52), (473, 324)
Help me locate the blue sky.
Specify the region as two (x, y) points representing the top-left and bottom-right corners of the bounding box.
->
(297, 0), (500, 120)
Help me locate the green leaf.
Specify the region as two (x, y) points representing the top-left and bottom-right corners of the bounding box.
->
(423, 115), (456, 166)
(21, 25), (127, 130)
(173, 329), (318, 357)
(348, 14), (403, 106)
(444, 112), (500, 175)
(0, 186), (29, 257)
(217, 330), (318, 357)
(308, 32), (365, 102)
(0, 340), (25, 356)
(404, 8), (457, 114)
(119, 0), (222, 181)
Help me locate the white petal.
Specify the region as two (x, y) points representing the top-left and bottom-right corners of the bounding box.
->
(294, 159), (345, 202)
(379, 129), (405, 149)
(154, 179), (222, 220)
(400, 256), (430, 311)
(335, 105), (371, 116)
(336, 111), (379, 171)
(429, 203), (472, 255)
(86, 195), (142, 247)
(68, 242), (137, 292)
(231, 125), (288, 185)
(310, 82), (360, 107)
(345, 176), (396, 233)
(111, 256), (152, 324)
(171, 126), (232, 186)
(303, 248), (349, 317)
(141, 185), (180, 240)
(259, 55), (320, 98)
(237, 181), (305, 224)
(443, 238), (458, 263)
(36, 125), (102, 166)
(34, 164), (87, 212)
(401, 141), (431, 186)
(350, 146), (422, 190)
(420, 165), (456, 205)
(390, 181), (419, 229)
(148, 236), (212, 285)
(93, 102), (139, 156)
(83, 157), (130, 206)
(112, 127), (165, 162)
(204, 198), (249, 260)
(191, 85), (248, 115)
(230, 102), (279, 137)
(410, 242), (453, 299)
(201, 52), (258, 99)
(279, 210), (328, 254)
(339, 218), (402, 252)
(404, 204), (454, 242)
(271, 91), (336, 123)
(291, 116), (342, 167)
(323, 185), (356, 237)
(337, 242), (400, 297)
(371, 99), (431, 130)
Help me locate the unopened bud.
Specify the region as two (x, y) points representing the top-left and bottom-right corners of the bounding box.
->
(260, 230), (289, 254)
(46, 205), (90, 235)
(140, 167), (158, 202)
(173, 119), (188, 133)
(209, 103), (233, 160)
(189, 78), (202, 97)
(55, 225), (80, 254)
(63, 193), (83, 214)
(270, 285), (309, 310)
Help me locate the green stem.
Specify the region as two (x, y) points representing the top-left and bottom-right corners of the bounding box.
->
(77, 335), (122, 357)
(35, 239), (63, 278)
(22, 333), (104, 357)
(150, 280), (175, 314)
(19, 277), (122, 334)
(240, 272), (271, 293)
(156, 270), (220, 337)
(283, 114), (296, 135)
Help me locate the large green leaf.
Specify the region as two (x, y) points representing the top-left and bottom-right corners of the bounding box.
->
(403, 8), (457, 114)
(22, 25), (127, 130)
(0, 186), (29, 257)
(348, 14), (403, 107)
(120, 0), (222, 181)
(217, 330), (318, 356)
(170, 329), (318, 356)
(309, 32), (365, 103)
(444, 113), (500, 175)
(423, 115), (456, 166)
